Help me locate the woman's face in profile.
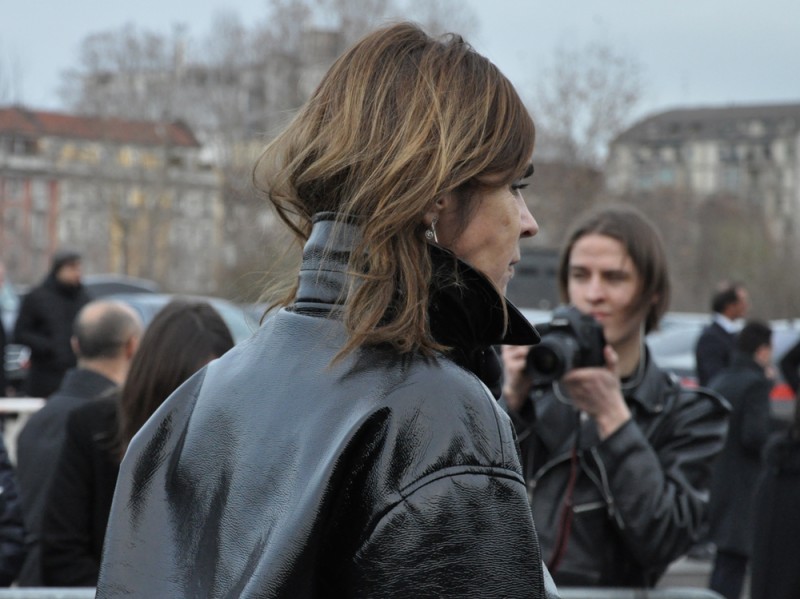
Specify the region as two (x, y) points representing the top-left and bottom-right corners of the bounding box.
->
(436, 172), (538, 294)
(566, 233), (648, 349)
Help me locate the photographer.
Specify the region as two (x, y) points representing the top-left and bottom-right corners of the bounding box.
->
(503, 204), (729, 588)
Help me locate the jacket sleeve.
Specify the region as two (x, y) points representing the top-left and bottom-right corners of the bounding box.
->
(0, 436), (25, 586)
(351, 468), (554, 599)
(40, 411), (100, 586)
(12, 292), (54, 357)
(593, 391), (727, 570)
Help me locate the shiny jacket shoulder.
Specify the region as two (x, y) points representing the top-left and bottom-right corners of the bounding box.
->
(97, 309), (548, 598)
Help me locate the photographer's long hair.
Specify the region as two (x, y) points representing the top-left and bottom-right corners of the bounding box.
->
(557, 204), (670, 334)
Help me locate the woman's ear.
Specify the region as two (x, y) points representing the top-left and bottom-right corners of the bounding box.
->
(422, 195), (449, 227)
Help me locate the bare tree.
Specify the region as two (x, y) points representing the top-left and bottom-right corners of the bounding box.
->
(59, 23), (185, 121)
(401, 0), (478, 38)
(0, 45), (22, 104)
(531, 41), (643, 169)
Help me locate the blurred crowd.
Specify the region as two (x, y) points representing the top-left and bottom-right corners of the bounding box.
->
(0, 251), (236, 587)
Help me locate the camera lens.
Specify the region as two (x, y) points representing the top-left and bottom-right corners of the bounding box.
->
(528, 346), (563, 378)
(525, 333), (579, 383)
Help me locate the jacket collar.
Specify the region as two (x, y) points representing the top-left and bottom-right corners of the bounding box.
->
(292, 211), (539, 354)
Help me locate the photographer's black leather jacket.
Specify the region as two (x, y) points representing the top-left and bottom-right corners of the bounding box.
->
(96, 214), (557, 598)
(509, 351), (729, 587)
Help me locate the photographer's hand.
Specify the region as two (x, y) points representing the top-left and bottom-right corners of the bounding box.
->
(561, 346), (632, 440)
(501, 345), (534, 412)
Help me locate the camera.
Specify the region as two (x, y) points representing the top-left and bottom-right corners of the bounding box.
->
(526, 305), (606, 385)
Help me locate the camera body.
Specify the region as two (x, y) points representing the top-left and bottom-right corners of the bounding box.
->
(526, 305), (606, 385)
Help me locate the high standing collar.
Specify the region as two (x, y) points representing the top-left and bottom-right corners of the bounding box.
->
(292, 212), (540, 349)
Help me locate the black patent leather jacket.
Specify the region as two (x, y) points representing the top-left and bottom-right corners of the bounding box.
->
(510, 351), (729, 587)
(96, 213), (558, 598)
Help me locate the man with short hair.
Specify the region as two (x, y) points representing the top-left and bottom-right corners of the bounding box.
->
(13, 250), (91, 398)
(695, 282), (750, 387)
(15, 300), (142, 586)
(707, 320), (773, 599)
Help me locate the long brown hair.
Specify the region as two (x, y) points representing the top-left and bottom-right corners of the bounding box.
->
(557, 204), (671, 334)
(116, 300), (234, 460)
(254, 22), (535, 358)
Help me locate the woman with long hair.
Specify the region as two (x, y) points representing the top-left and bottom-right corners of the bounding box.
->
(97, 23), (556, 598)
(502, 204), (729, 588)
(40, 300), (234, 586)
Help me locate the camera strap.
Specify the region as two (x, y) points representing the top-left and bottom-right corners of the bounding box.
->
(545, 411), (582, 574)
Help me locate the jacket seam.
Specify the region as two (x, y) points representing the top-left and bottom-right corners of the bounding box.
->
(357, 465), (526, 554)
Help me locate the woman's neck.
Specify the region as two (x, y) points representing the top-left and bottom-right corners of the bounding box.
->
(614, 332), (643, 380)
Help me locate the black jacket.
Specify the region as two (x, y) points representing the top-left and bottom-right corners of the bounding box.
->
(750, 431), (800, 599)
(510, 350), (729, 587)
(695, 320), (736, 387)
(13, 274), (89, 398)
(41, 395), (119, 587)
(97, 214), (557, 598)
(707, 352), (772, 556)
(15, 368), (118, 586)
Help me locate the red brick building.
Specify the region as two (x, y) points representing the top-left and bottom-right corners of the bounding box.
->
(0, 106), (221, 292)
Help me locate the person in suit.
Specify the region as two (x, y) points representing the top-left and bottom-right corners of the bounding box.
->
(707, 320), (773, 599)
(695, 282), (749, 387)
(40, 300), (234, 587)
(15, 300), (142, 586)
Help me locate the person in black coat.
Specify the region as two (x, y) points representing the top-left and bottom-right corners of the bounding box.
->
(694, 282), (749, 387)
(749, 324), (800, 599)
(707, 321), (773, 599)
(502, 205), (729, 588)
(749, 403), (800, 599)
(40, 301), (233, 587)
(96, 22), (558, 599)
(13, 250), (90, 398)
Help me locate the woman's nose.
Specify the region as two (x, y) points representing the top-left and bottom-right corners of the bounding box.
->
(519, 200), (538, 238)
(585, 276), (605, 301)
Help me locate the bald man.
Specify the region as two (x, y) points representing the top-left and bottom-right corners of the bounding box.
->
(15, 300), (142, 587)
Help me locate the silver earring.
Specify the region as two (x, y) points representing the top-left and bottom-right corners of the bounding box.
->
(425, 218), (439, 243)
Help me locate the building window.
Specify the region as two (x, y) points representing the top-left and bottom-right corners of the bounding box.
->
(658, 166), (676, 186)
(721, 165), (740, 192)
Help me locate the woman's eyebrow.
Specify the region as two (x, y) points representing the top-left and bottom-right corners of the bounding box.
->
(521, 163), (534, 179)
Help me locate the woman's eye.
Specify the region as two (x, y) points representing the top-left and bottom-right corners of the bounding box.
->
(511, 182), (529, 191)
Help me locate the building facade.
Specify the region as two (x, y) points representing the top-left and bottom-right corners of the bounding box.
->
(0, 106), (221, 293)
(605, 103), (800, 242)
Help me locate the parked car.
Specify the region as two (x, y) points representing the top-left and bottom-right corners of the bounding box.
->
(83, 273), (160, 299)
(104, 293), (259, 345)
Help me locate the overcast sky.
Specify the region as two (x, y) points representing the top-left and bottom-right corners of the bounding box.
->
(2, 0), (799, 122)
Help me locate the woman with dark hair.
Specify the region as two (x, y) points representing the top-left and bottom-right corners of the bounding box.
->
(40, 300), (234, 586)
(503, 204), (729, 588)
(97, 22), (556, 598)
